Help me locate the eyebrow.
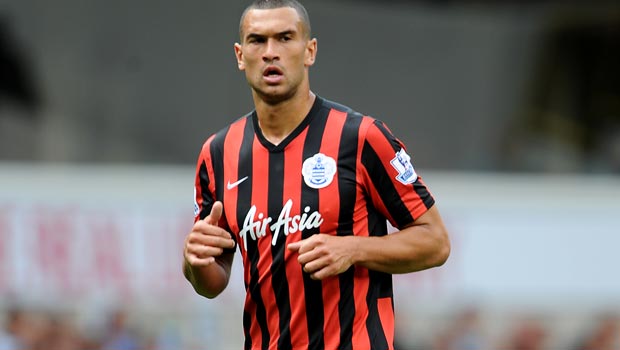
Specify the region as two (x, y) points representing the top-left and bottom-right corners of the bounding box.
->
(245, 33), (264, 41)
(245, 30), (297, 41)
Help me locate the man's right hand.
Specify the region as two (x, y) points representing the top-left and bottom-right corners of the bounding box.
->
(184, 201), (236, 267)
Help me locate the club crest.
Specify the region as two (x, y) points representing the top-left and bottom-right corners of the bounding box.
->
(302, 153), (337, 189)
(390, 148), (417, 184)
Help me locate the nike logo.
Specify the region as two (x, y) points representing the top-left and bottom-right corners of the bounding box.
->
(227, 176), (249, 190)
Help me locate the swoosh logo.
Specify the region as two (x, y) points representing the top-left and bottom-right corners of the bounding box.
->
(227, 176), (249, 190)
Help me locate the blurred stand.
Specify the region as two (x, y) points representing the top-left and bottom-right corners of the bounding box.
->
(574, 314), (620, 350)
(1, 306), (618, 350)
(0, 308), (23, 350)
(98, 309), (142, 350)
(0, 16), (40, 114)
(431, 308), (488, 350)
(502, 5), (620, 173)
(0, 307), (84, 350)
(501, 317), (548, 350)
(0, 1), (618, 172)
(1, 1), (620, 349)
(0, 164), (617, 348)
(0, 15), (40, 161)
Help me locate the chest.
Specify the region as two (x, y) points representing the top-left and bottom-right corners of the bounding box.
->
(220, 145), (360, 251)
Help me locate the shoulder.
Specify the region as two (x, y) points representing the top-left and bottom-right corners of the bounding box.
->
(320, 97), (354, 114)
(318, 97), (392, 144)
(320, 97), (363, 118)
(319, 96), (376, 125)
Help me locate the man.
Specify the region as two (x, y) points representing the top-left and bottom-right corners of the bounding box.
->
(183, 1), (451, 349)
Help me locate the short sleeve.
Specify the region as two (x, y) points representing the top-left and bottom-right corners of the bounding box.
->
(360, 119), (435, 229)
(193, 136), (216, 223)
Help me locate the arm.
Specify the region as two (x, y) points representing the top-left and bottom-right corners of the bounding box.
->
(287, 205), (450, 280)
(183, 201), (236, 298)
(352, 205), (449, 273)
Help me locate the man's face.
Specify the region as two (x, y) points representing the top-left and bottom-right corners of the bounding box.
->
(235, 7), (316, 105)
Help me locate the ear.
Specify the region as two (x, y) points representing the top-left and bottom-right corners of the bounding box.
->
(304, 38), (317, 67)
(234, 43), (245, 71)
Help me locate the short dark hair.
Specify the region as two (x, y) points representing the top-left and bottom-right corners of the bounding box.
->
(239, 0), (312, 40)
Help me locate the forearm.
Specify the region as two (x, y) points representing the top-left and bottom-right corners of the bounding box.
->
(352, 220), (450, 274)
(183, 254), (233, 298)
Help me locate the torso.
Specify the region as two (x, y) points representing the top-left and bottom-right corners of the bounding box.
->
(195, 96), (434, 349)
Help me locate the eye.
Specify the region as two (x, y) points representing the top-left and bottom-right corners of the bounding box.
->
(280, 35), (292, 42)
(247, 36), (266, 44)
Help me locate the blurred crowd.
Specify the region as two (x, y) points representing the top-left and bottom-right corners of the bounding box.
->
(397, 308), (620, 350)
(1, 305), (618, 350)
(0, 307), (179, 350)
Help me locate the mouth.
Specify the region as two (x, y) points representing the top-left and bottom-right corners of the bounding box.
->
(263, 65), (283, 77)
(262, 65), (284, 85)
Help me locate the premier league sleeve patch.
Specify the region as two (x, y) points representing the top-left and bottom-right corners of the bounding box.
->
(302, 153), (337, 189)
(390, 148), (418, 185)
(193, 186), (200, 216)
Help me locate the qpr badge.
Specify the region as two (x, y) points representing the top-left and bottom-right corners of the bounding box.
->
(390, 148), (418, 185)
(302, 153), (337, 189)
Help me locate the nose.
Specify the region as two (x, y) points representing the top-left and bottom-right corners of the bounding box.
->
(262, 38), (280, 62)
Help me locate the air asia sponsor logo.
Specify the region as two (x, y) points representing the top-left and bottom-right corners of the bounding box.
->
(238, 199), (323, 251)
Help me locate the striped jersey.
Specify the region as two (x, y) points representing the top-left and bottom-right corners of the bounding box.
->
(193, 96), (435, 350)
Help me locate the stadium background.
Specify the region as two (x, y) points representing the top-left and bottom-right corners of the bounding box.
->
(1, 0), (619, 349)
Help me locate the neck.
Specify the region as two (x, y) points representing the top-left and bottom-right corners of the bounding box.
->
(253, 90), (316, 145)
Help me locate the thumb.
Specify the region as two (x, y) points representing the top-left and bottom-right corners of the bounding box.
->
(205, 201), (223, 225)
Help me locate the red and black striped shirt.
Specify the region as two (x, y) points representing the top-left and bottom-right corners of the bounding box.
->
(193, 96), (434, 350)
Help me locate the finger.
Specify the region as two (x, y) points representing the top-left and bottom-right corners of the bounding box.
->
(185, 254), (215, 267)
(204, 201), (223, 225)
(297, 248), (322, 266)
(187, 243), (226, 258)
(287, 241), (301, 252)
(302, 255), (330, 274)
(289, 236), (320, 255)
(188, 232), (236, 249)
(192, 220), (235, 243)
(310, 269), (331, 281)
(308, 260), (343, 281)
(306, 265), (330, 281)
